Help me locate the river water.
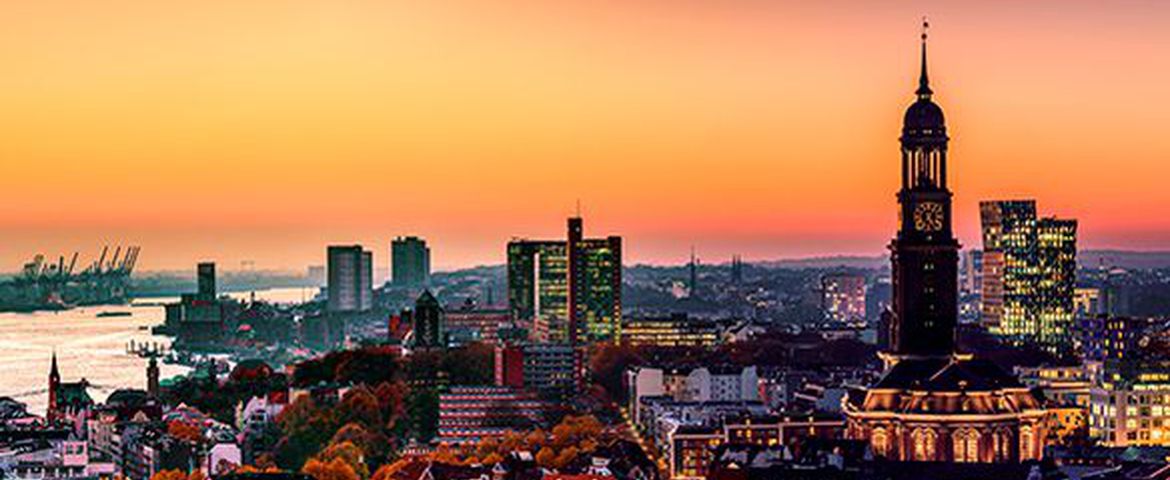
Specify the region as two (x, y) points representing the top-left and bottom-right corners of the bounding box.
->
(0, 287), (315, 416)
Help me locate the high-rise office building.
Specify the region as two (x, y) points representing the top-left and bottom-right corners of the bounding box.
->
(820, 274), (867, 322)
(507, 240), (568, 341)
(391, 236), (430, 286)
(507, 216), (621, 344)
(327, 245), (373, 312)
(960, 250), (983, 297)
(197, 262), (216, 300)
(980, 200), (1078, 355)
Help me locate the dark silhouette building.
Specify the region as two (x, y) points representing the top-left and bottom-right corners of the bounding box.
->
(844, 26), (1048, 463)
(411, 290), (445, 350)
(391, 236), (430, 286)
(327, 245), (372, 312)
(197, 262), (216, 300)
(146, 356), (160, 398)
(46, 352), (92, 432)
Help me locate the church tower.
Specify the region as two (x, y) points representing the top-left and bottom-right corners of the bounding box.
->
(887, 25), (960, 359)
(844, 24), (1049, 463)
(47, 351), (60, 422)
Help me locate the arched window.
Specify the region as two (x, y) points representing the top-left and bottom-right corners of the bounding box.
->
(872, 428), (889, 458)
(912, 428), (937, 462)
(952, 429), (979, 462)
(994, 429), (1012, 462)
(1020, 426), (1034, 460)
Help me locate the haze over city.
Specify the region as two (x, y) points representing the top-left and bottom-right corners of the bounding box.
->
(3, 0), (1170, 271)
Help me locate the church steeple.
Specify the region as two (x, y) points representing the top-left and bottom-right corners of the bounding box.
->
(917, 19), (932, 98)
(888, 21), (959, 359)
(49, 350), (60, 381)
(48, 350), (60, 423)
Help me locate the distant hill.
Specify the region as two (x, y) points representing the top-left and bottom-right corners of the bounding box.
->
(1079, 250), (1170, 270)
(755, 255), (888, 270)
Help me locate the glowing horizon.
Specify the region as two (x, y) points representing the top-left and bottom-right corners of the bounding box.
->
(2, 1), (1170, 272)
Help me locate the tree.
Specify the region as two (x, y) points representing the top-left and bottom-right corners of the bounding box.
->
(373, 381), (408, 431)
(330, 423), (386, 464)
(371, 459), (414, 480)
(316, 441), (369, 480)
(404, 389), (439, 441)
(553, 446), (579, 470)
(149, 470), (205, 480)
(589, 343), (645, 403)
(535, 447), (556, 468)
(337, 387), (384, 431)
(440, 343), (494, 385)
(276, 397), (338, 469)
(167, 420), (204, 445)
(149, 470), (187, 480)
(302, 457), (360, 480)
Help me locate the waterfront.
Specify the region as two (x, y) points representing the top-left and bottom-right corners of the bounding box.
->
(0, 286), (315, 415)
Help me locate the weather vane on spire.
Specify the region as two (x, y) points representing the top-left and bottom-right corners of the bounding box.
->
(917, 16), (932, 98)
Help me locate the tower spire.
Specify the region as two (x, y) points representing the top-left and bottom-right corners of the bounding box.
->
(917, 17), (932, 98)
(50, 349), (59, 378)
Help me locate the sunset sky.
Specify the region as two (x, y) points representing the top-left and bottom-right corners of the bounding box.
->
(2, 1), (1169, 272)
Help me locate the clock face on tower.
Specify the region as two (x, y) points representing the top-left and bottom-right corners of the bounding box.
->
(914, 202), (945, 232)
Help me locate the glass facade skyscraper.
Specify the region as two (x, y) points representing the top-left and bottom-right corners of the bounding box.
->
(507, 216), (621, 344)
(507, 240), (568, 342)
(980, 200), (1078, 355)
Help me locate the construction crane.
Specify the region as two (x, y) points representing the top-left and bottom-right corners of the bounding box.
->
(95, 246), (109, 274)
(108, 246), (122, 272)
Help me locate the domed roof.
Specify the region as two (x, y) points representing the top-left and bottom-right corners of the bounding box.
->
(903, 98), (945, 131)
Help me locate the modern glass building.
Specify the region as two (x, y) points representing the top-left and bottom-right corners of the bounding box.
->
(507, 240), (568, 342)
(980, 200), (1078, 355)
(506, 216), (621, 344)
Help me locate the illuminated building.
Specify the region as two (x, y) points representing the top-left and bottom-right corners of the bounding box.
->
(1080, 316), (1151, 365)
(820, 274), (867, 322)
(1082, 316), (1170, 446)
(961, 250), (983, 297)
(1074, 288), (1103, 317)
(391, 236), (430, 286)
(620, 314), (718, 348)
(521, 343), (581, 398)
(1014, 365), (1091, 408)
(436, 386), (552, 445)
(669, 425), (721, 480)
(1090, 370), (1170, 446)
(507, 240), (567, 341)
(327, 245), (373, 312)
(663, 413), (844, 480)
(445, 305), (512, 343)
(980, 200), (1078, 355)
(507, 215), (621, 344)
(844, 28), (1049, 464)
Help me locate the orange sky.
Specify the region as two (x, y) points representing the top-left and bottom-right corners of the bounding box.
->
(2, 1), (1169, 272)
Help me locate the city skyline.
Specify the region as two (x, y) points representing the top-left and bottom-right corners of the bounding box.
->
(3, 1), (1170, 271)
